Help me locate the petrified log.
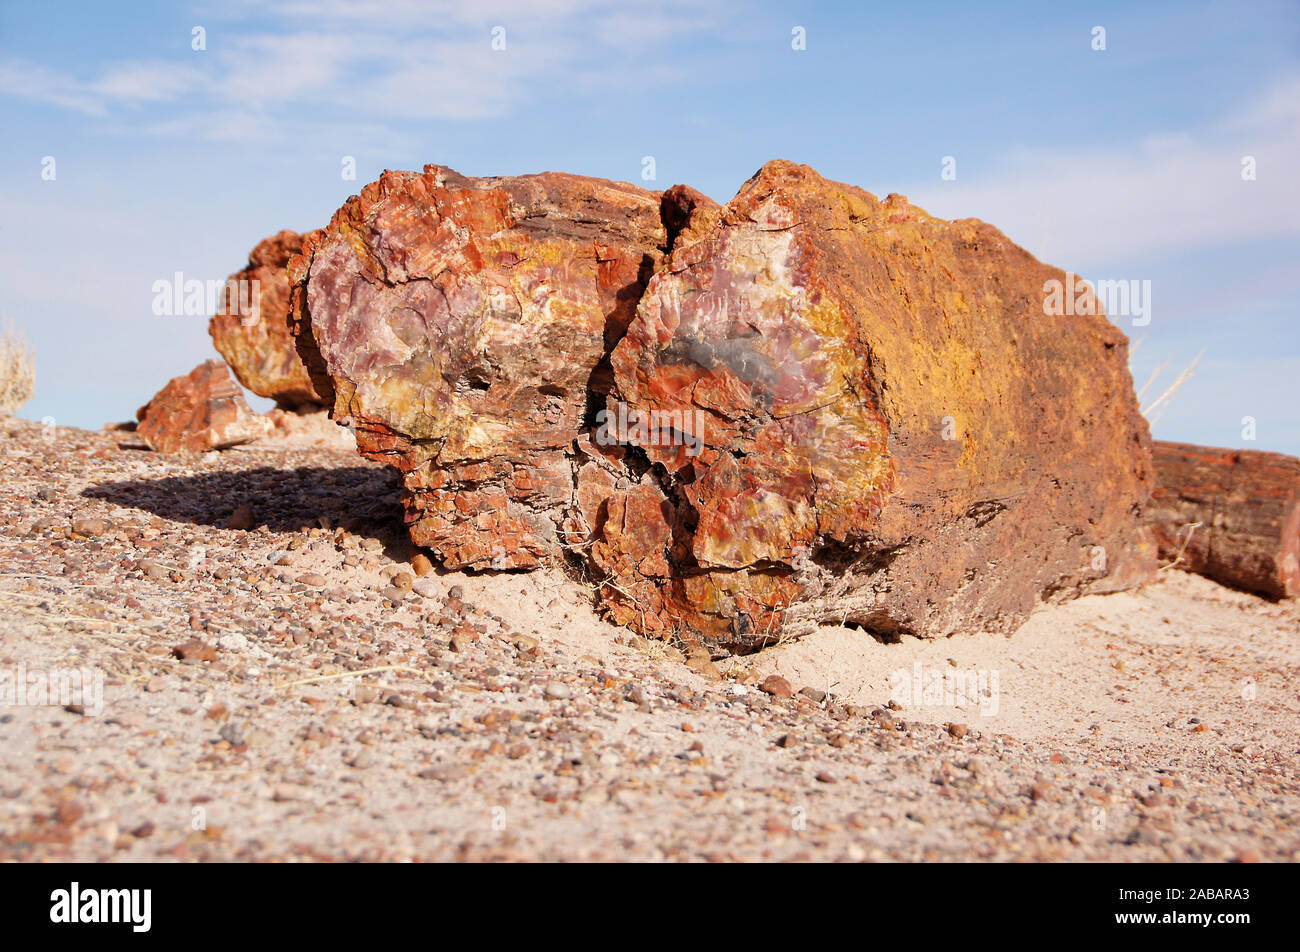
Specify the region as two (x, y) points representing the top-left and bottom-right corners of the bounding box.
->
(596, 161), (1156, 644)
(211, 230), (324, 409)
(1149, 441), (1300, 598)
(289, 165), (671, 569)
(291, 160), (1156, 650)
(136, 359), (271, 453)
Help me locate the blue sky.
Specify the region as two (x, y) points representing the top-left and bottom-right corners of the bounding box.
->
(2, 0), (1297, 452)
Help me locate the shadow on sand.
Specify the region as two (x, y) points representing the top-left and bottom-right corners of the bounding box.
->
(82, 465), (411, 556)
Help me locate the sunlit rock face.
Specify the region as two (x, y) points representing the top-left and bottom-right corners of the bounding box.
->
(136, 359), (272, 453)
(292, 160), (1156, 651)
(210, 230), (324, 410)
(289, 165), (669, 571)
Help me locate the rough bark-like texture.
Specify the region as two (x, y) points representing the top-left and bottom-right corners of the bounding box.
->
(211, 230), (324, 409)
(136, 360), (271, 453)
(288, 165), (668, 569)
(593, 161), (1155, 646)
(292, 160), (1156, 651)
(1149, 441), (1300, 599)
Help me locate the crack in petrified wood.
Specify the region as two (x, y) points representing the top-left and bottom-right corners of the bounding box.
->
(289, 161), (1156, 651)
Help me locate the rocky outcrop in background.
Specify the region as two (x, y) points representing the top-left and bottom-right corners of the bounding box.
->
(136, 359), (271, 453)
(210, 230), (324, 410)
(288, 160), (1157, 649)
(132, 230), (352, 455)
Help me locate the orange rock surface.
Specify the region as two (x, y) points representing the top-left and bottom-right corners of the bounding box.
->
(291, 161), (1157, 649)
(136, 360), (271, 453)
(289, 165), (668, 569)
(210, 230), (323, 409)
(596, 161), (1155, 644)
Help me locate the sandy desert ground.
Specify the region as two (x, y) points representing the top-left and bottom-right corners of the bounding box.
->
(0, 417), (1296, 862)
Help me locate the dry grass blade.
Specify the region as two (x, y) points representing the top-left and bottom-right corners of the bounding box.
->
(1159, 521), (1202, 572)
(1136, 356), (1171, 402)
(1142, 349), (1205, 423)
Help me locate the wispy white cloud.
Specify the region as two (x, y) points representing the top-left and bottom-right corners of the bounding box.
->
(213, 34), (354, 107)
(1, 58), (206, 114)
(0, 60), (109, 115)
(1, 0), (721, 136)
(89, 61), (206, 104)
(906, 73), (1300, 267)
(264, 0), (604, 22)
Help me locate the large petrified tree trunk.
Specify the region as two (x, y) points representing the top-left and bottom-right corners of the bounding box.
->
(290, 160), (1156, 651)
(288, 165), (670, 570)
(1149, 441), (1300, 598)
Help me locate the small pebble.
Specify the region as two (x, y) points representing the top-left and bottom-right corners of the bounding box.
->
(544, 681), (573, 700)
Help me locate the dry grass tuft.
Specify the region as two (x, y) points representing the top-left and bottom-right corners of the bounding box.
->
(0, 319), (35, 416)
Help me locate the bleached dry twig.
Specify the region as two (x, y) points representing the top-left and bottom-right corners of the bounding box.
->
(279, 664), (428, 689)
(1159, 521), (1202, 572)
(1142, 349), (1205, 423)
